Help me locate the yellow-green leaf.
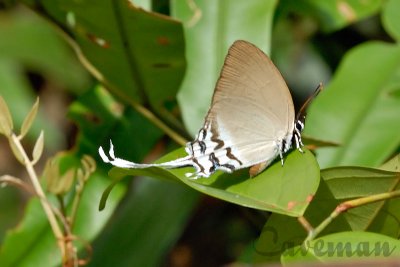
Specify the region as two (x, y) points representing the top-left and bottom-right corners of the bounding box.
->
(57, 169), (75, 195)
(32, 130), (44, 165)
(0, 95), (13, 136)
(43, 159), (57, 190)
(20, 97), (39, 139)
(305, 43), (400, 168)
(81, 155), (96, 177)
(8, 138), (24, 164)
(382, 0), (400, 42)
(47, 167), (75, 195)
(380, 154), (400, 172)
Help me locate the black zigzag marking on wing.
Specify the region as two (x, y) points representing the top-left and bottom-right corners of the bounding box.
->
(225, 147), (242, 165)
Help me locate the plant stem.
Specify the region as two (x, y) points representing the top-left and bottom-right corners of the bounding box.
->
(132, 102), (187, 146)
(297, 216), (314, 234)
(0, 175), (35, 194)
(303, 189), (400, 244)
(10, 133), (66, 259)
(69, 177), (85, 230)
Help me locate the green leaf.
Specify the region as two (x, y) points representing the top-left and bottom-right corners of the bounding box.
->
(51, 169), (75, 195)
(8, 138), (24, 165)
(98, 165), (180, 211)
(102, 149), (320, 216)
(20, 98), (39, 139)
(35, 0), (186, 130)
(367, 155), (400, 237)
(302, 135), (340, 149)
(380, 154), (400, 172)
(172, 0), (278, 135)
(32, 130), (44, 165)
(367, 189), (400, 238)
(0, 94), (13, 137)
(322, 167), (400, 231)
(322, 167), (400, 199)
(281, 231), (400, 264)
(382, 0), (400, 42)
(80, 155), (96, 181)
(305, 42), (400, 168)
(300, 0), (383, 32)
(44, 152), (82, 195)
(0, 181), (22, 245)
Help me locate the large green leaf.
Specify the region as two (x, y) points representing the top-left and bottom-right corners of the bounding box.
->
(368, 155), (400, 238)
(281, 231), (400, 264)
(367, 191), (400, 239)
(304, 42), (400, 168)
(298, 0), (383, 32)
(102, 148), (320, 217)
(322, 167), (400, 199)
(25, 0), (186, 130)
(322, 167), (400, 231)
(171, 0), (278, 136)
(382, 0), (400, 42)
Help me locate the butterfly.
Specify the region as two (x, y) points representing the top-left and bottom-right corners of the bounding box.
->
(99, 40), (320, 178)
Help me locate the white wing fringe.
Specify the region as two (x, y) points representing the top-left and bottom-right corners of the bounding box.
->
(99, 140), (199, 177)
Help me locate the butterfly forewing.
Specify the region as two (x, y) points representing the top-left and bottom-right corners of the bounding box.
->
(210, 40), (295, 129)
